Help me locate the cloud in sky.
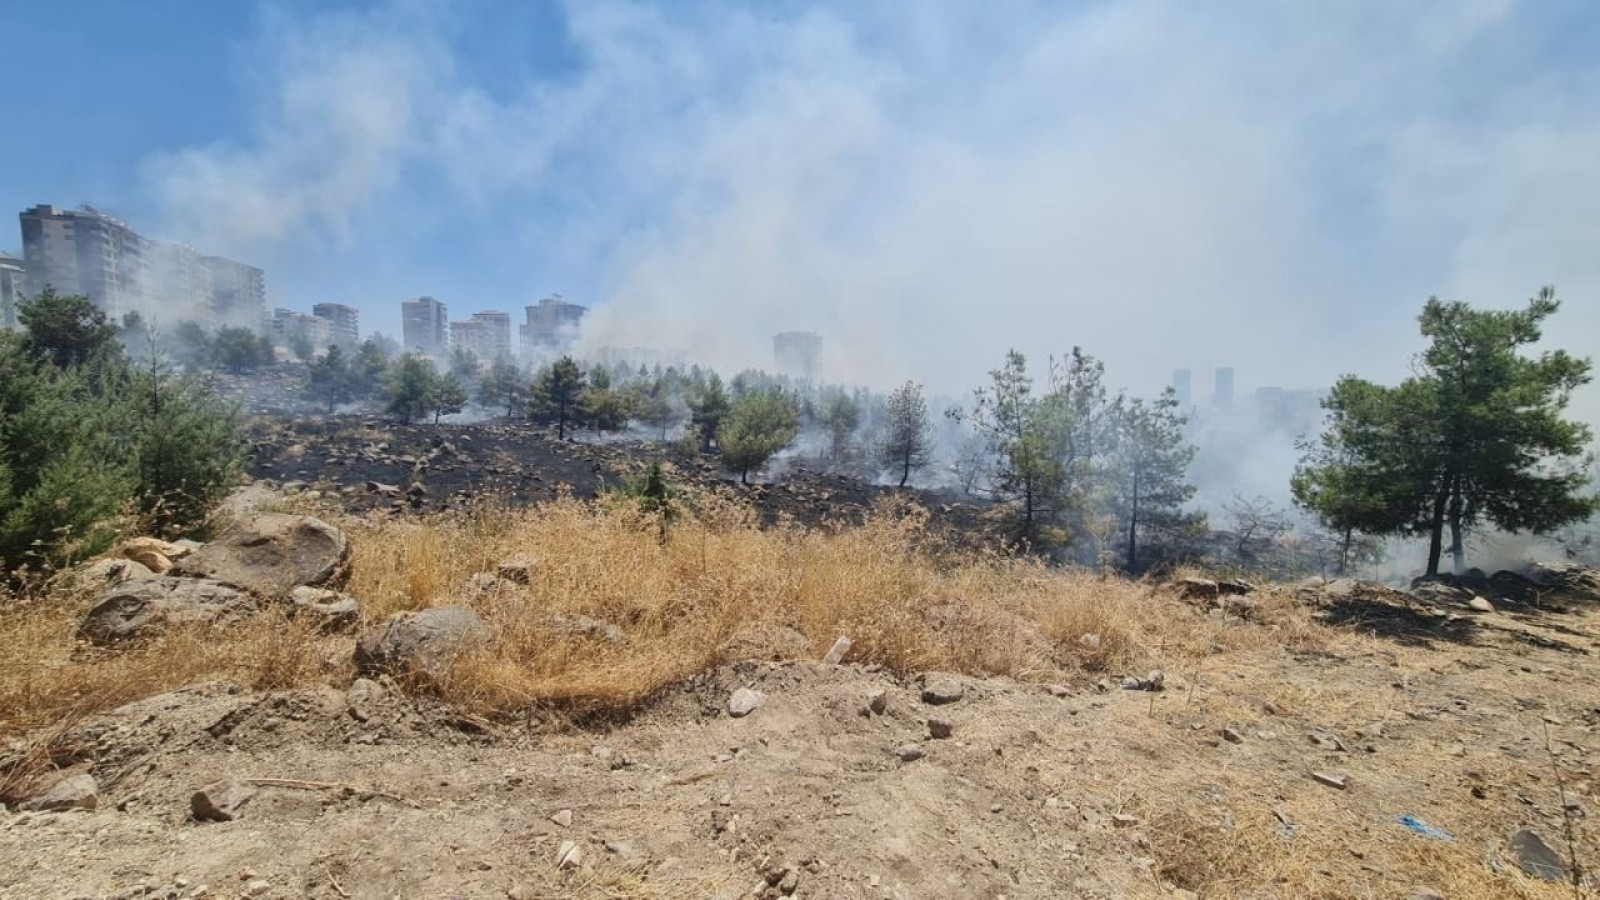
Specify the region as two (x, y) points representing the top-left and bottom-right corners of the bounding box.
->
(140, 0), (1600, 416)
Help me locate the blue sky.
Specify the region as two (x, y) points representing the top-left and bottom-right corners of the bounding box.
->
(6, 0), (1600, 412)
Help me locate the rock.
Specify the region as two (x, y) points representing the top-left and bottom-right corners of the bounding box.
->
(1307, 731), (1348, 752)
(728, 688), (765, 718)
(1122, 670), (1165, 692)
(822, 635), (853, 665)
(550, 808), (573, 828)
(366, 481), (401, 497)
(1310, 771), (1348, 790)
(191, 779), (258, 822)
(171, 513), (350, 597)
(22, 773), (98, 812)
(921, 676), (965, 705)
(353, 605), (492, 678)
(243, 879), (271, 897)
(346, 678), (384, 721)
(928, 718), (954, 739)
(1509, 829), (1569, 881)
(1468, 596), (1496, 613)
(895, 743), (925, 762)
(496, 558), (536, 585)
(544, 613), (625, 643)
(778, 869), (799, 895)
(289, 586), (360, 631)
(1111, 813), (1140, 827)
(78, 577), (259, 644)
(1173, 577), (1220, 599)
(118, 537), (188, 574)
(556, 840), (582, 871)
(1048, 684), (1071, 698)
(507, 885), (538, 900)
(70, 557), (154, 588)
(867, 691), (889, 715)
(1221, 727), (1244, 744)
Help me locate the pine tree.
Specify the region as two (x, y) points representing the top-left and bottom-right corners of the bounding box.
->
(688, 373), (732, 453)
(719, 389), (800, 484)
(384, 353), (438, 425)
(956, 351), (1069, 546)
(1293, 289), (1595, 576)
(879, 381), (931, 487)
(477, 358), (526, 417)
(431, 372), (468, 424)
(530, 356), (584, 439)
(1104, 389), (1201, 571)
(822, 390), (862, 462)
(307, 344), (353, 413)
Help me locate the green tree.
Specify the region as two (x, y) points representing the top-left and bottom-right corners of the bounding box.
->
(384, 353), (438, 425)
(529, 356), (584, 439)
(287, 333), (315, 362)
(478, 357), (527, 417)
(633, 376), (680, 441)
(821, 390), (862, 461)
(879, 381), (931, 487)
(1293, 289), (1595, 576)
(430, 372), (468, 424)
(214, 326), (272, 374)
(307, 344), (354, 413)
(119, 352), (247, 534)
(1104, 389), (1201, 571)
(719, 389), (800, 484)
(687, 373), (732, 453)
(352, 339), (392, 399)
(18, 288), (121, 368)
(580, 367), (631, 434)
(955, 351), (1069, 546)
(449, 347), (481, 384)
(170, 320), (213, 369)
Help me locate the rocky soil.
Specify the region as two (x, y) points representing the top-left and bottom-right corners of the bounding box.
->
(6, 564), (1600, 899)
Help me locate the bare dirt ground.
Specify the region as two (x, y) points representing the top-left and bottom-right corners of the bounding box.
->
(6, 573), (1600, 900)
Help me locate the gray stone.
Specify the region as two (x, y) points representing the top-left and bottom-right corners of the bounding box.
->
(1310, 771), (1348, 790)
(556, 840), (582, 871)
(78, 577), (259, 644)
(191, 779), (258, 822)
(22, 773), (98, 812)
(728, 688), (765, 718)
(822, 636), (853, 665)
(550, 808), (573, 828)
(71, 557), (154, 589)
(1509, 829), (1569, 881)
(867, 691), (889, 715)
(346, 678), (384, 721)
(895, 743), (925, 762)
(1468, 596), (1496, 613)
(928, 718), (954, 739)
(353, 605), (492, 678)
(921, 676), (965, 705)
(289, 586), (359, 631)
(1221, 727), (1244, 744)
(1111, 813), (1140, 827)
(171, 513), (350, 597)
(506, 886), (538, 900)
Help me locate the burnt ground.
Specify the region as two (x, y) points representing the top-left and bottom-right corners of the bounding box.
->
(245, 416), (994, 536)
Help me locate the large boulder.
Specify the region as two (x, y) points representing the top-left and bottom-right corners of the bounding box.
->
(78, 577), (259, 645)
(353, 605), (492, 679)
(68, 557), (154, 590)
(117, 537), (192, 575)
(171, 514), (350, 598)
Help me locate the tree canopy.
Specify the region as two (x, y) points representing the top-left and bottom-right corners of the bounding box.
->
(1293, 289), (1595, 576)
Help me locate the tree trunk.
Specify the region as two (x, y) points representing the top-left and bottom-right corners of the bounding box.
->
(1424, 476), (1450, 577)
(1125, 469), (1140, 571)
(1446, 472), (1466, 575)
(899, 454), (910, 488)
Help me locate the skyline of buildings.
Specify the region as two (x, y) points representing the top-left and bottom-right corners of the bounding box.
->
(520, 295), (587, 357)
(401, 295), (449, 357)
(0, 251), (22, 329)
(17, 204), (265, 329)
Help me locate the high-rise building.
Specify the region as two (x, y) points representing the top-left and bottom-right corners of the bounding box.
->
(0, 252), (24, 329)
(148, 240), (214, 324)
(452, 310), (511, 361)
(1172, 368), (1193, 405)
(773, 331), (822, 380)
(1213, 367), (1235, 408)
(520, 296), (586, 356)
(312, 303), (360, 348)
(269, 308), (331, 349)
(402, 296), (449, 356)
(20, 204), (148, 317)
(202, 255), (266, 330)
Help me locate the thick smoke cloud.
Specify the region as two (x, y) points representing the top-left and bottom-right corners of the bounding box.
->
(140, 0), (1600, 421)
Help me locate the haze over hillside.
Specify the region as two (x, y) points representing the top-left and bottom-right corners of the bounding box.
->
(4, 0), (1598, 418)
